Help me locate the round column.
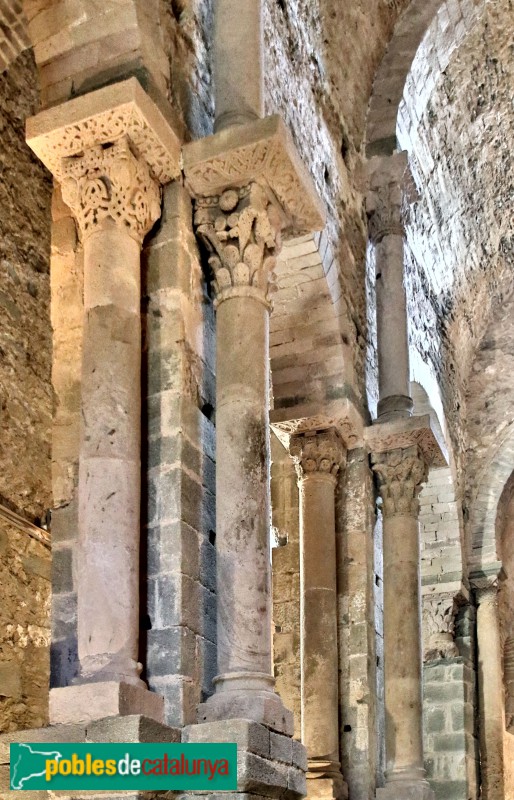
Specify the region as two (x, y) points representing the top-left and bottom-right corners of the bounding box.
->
(214, 0), (264, 132)
(372, 445), (431, 791)
(291, 430), (347, 799)
(61, 138), (161, 686)
(367, 153), (413, 422)
(195, 183), (292, 732)
(476, 586), (505, 800)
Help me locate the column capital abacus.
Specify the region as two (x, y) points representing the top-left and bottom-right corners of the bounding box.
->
(365, 150), (418, 245)
(371, 444), (428, 517)
(290, 429), (345, 483)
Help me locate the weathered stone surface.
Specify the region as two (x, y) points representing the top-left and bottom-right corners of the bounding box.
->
(49, 682), (164, 725)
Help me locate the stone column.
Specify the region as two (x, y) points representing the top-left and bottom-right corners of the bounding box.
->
(183, 110), (325, 738)
(366, 153), (414, 422)
(214, 0), (264, 132)
(476, 585), (505, 800)
(291, 430), (347, 800)
(26, 78), (182, 725)
(193, 181), (294, 732)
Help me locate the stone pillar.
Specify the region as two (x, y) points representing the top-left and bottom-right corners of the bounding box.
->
(290, 430), (347, 800)
(366, 153), (414, 422)
(214, 0), (264, 132)
(26, 78), (182, 725)
(193, 181), (293, 732)
(366, 417), (447, 800)
(476, 585), (505, 800)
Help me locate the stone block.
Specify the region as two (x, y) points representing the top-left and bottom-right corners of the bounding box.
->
(49, 682), (164, 725)
(183, 719), (270, 759)
(86, 714), (180, 743)
(50, 635), (79, 689)
(0, 722), (85, 764)
(51, 545), (73, 593)
(146, 626), (197, 679)
(237, 751), (289, 797)
(376, 781), (435, 800)
(149, 674), (198, 728)
(198, 691), (294, 737)
(269, 731), (293, 764)
(292, 739), (308, 771)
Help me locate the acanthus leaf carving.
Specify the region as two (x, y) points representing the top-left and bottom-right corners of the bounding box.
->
(194, 182), (282, 308)
(371, 445), (428, 517)
(422, 593), (460, 662)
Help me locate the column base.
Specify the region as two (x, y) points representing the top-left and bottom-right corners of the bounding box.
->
(306, 759), (348, 800)
(376, 395), (413, 422)
(182, 718), (306, 799)
(377, 781), (435, 800)
(0, 714), (180, 800)
(198, 672), (294, 735)
(49, 681), (164, 725)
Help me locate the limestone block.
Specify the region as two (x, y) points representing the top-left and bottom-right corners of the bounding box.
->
(0, 723), (85, 764)
(376, 782), (435, 800)
(49, 682), (164, 725)
(26, 77), (182, 185)
(183, 115), (325, 237)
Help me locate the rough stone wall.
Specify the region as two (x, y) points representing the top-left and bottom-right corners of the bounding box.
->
(398, 2), (514, 498)
(0, 520), (50, 733)
(0, 49), (52, 519)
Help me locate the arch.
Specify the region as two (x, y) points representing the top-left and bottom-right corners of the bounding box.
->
(469, 424), (514, 581)
(366, 0), (486, 154)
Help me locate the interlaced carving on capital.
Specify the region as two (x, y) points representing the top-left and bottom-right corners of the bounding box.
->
(60, 137), (161, 244)
(422, 593), (459, 662)
(290, 429), (345, 482)
(194, 182), (282, 309)
(371, 445), (428, 517)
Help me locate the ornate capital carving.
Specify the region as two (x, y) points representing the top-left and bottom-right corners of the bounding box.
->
(366, 151), (417, 245)
(60, 138), (161, 244)
(194, 182), (282, 308)
(371, 445), (428, 517)
(290, 429), (345, 483)
(422, 593), (460, 662)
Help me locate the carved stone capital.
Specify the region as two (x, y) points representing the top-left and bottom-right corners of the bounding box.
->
(422, 592), (460, 662)
(60, 138), (161, 244)
(183, 115), (325, 237)
(194, 182), (281, 308)
(290, 429), (345, 483)
(26, 78), (182, 185)
(271, 398), (364, 452)
(365, 414), (448, 469)
(366, 151), (417, 245)
(371, 445), (428, 517)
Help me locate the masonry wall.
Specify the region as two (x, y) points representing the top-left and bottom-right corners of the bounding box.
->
(0, 49), (52, 732)
(0, 520), (50, 733)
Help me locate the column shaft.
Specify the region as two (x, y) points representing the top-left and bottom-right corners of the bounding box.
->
(77, 223), (142, 684)
(476, 588), (505, 800)
(292, 430), (346, 800)
(372, 445), (433, 799)
(300, 473), (339, 761)
(214, 0), (264, 131)
(382, 511), (424, 778)
(216, 294), (271, 677)
(375, 233), (410, 406)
